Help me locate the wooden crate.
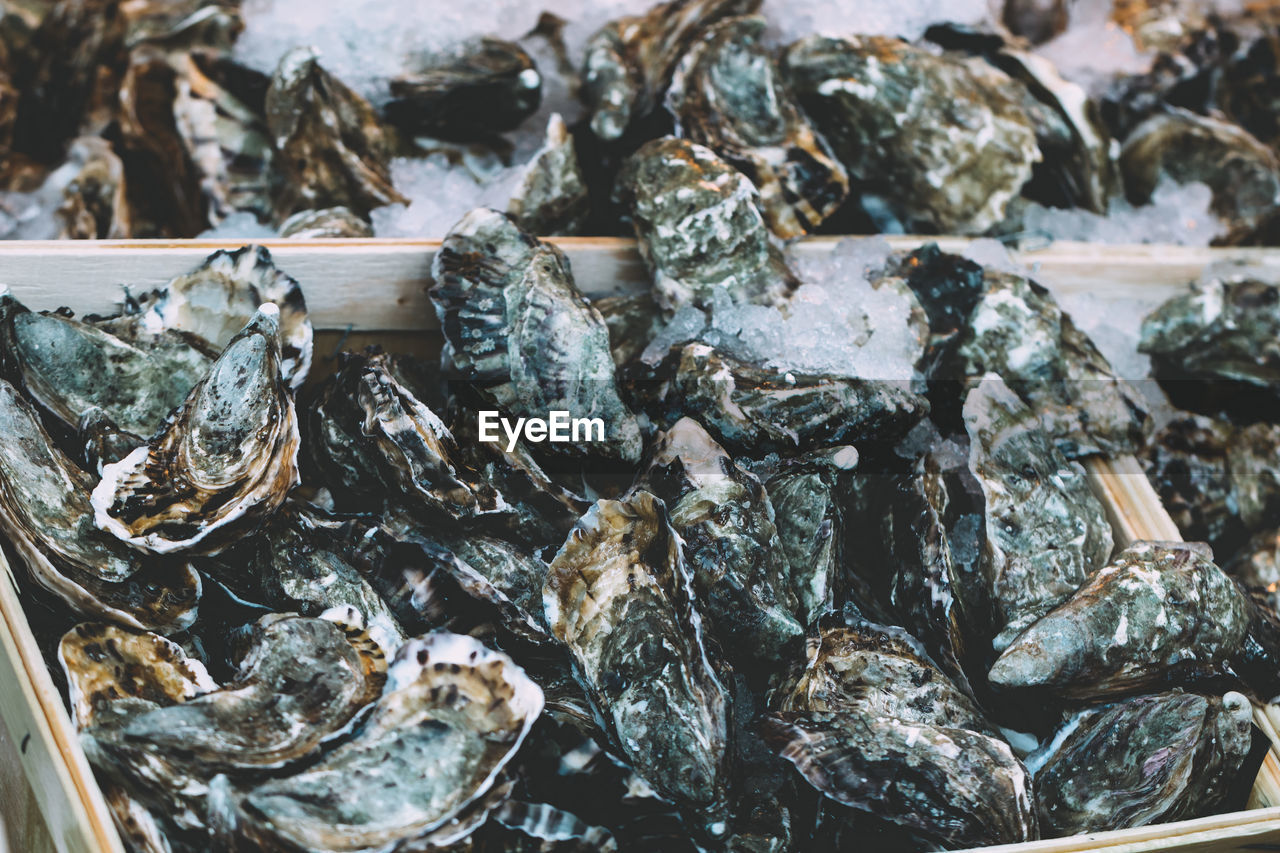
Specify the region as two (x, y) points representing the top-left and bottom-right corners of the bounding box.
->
(2, 237), (1280, 853)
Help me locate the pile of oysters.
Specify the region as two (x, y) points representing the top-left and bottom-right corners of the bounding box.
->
(3, 178), (1280, 850)
(0, 0), (1276, 243)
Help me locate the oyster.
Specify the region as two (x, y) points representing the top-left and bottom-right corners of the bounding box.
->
(306, 350), (509, 524)
(430, 207), (642, 464)
(544, 492), (731, 839)
(265, 47), (406, 221)
(1029, 691), (1258, 835)
(644, 342), (929, 456)
(479, 800), (619, 852)
(956, 269), (1153, 458)
(964, 377), (1113, 651)
(1226, 528), (1280, 614)
(170, 50), (275, 227)
(122, 244), (313, 389)
(507, 113), (590, 236)
(775, 621), (989, 734)
(614, 137), (795, 313)
(227, 632), (541, 851)
(666, 16), (848, 238)
(1142, 415), (1280, 554)
(0, 379), (200, 632)
(782, 35), (1041, 234)
(639, 417), (803, 673)
(990, 542), (1251, 696)
(59, 621), (216, 730)
(0, 292), (210, 439)
(88, 610), (385, 790)
(116, 47), (210, 238)
(1140, 274), (1280, 394)
(384, 37), (541, 140)
(278, 206), (372, 238)
(54, 135), (131, 238)
(580, 0), (759, 141)
(761, 712), (1036, 848)
(1120, 109), (1280, 242)
(93, 305), (300, 556)
(755, 446), (858, 626)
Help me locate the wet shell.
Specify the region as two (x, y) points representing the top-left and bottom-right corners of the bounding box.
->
(957, 269), (1152, 458)
(507, 113), (590, 237)
(430, 207), (642, 464)
(756, 445), (859, 626)
(265, 47), (407, 221)
(58, 621), (217, 730)
(666, 16), (848, 238)
(279, 206), (373, 238)
(647, 342), (928, 456)
(782, 35), (1041, 234)
(580, 0), (760, 141)
(639, 416), (803, 673)
(1029, 691), (1258, 835)
(1226, 528), (1280, 615)
(775, 621), (989, 734)
(91, 610), (387, 775)
(760, 711), (1037, 848)
(964, 376), (1113, 651)
(231, 632), (541, 852)
(306, 350), (509, 524)
(543, 492), (732, 839)
(614, 137), (795, 314)
(0, 291), (210, 439)
(92, 306), (300, 556)
(1120, 109), (1280, 242)
(125, 244), (313, 389)
(384, 37), (541, 140)
(0, 379), (200, 632)
(54, 135), (131, 238)
(990, 542), (1251, 696)
(1140, 274), (1280, 394)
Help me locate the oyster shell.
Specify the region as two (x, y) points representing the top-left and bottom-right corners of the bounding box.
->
(1227, 528), (1280, 614)
(580, 0), (760, 141)
(956, 269), (1153, 458)
(782, 35), (1041, 234)
(54, 135), (131, 238)
(1142, 415), (1280, 554)
(123, 244), (313, 389)
(93, 305), (300, 556)
(1029, 691), (1257, 835)
(116, 46), (210, 238)
(775, 621), (989, 733)
(171, 50), (275, 227)
(644, 342), (929, 456)
(228, 632), (541, 852)
(1120, 109), (1280, 242)
(279, 205), (372, 238)
(1140, 274), (1280, 394)
(507, 113), (590, 237)
(761, 712), (1036, 848)
(265, 47), (407, 221)
(964, 377), (1114, 651)
(306, 349), (509, 524)
(430, 207), (642, 464)
(544, 492), (731, 839)
(384, 37), (541, 140)
(479, 800), (619, 852)
(90, 610), (386, 775)
(0, 379), (200, 632)
(990, 542), (1251, 696)
(666, 16), (848, 238)
(614, 137), (795, 313)
(755, 446), (858, 626)
(59, 621), (216, 730)
(639, 417), (803, 673)
(0, 292), (210, 439)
